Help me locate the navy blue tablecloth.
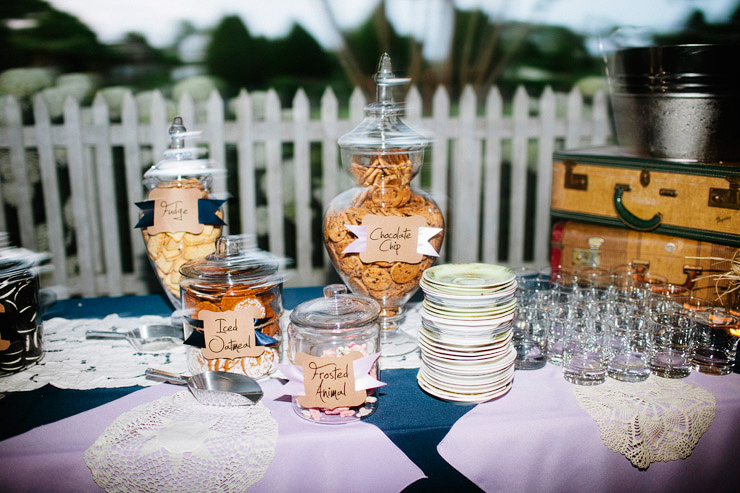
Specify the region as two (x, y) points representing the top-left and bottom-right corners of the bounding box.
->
(0, 290), (480, 491)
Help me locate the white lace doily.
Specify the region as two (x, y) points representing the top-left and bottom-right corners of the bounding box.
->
(572, 376), (716, 469)
(0, 303), (424, 393)
(0, 314), (187, 392)
(84, 390), (278, 492)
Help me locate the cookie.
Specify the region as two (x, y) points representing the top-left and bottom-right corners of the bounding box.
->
(390, 262), (420, 284)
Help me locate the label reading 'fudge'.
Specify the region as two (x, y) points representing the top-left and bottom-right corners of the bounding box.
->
(147, 187), (204, 235)
(296, 352), (366, 408)
(200, 307), (265, 359)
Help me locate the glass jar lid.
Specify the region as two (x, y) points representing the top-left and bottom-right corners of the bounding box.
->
(143, 116), (222, 179)
(337, 53), (430, 153)
(290, 284), (381, 331)
(0, 257), (33, 279)
(179, 234), (282, 287)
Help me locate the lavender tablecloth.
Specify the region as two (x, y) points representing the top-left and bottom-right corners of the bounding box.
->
(0, 378), (424, 492)
(438, 365), (740, 492)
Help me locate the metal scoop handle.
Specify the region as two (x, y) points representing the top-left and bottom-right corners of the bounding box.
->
(86, 330), (127, 340)
(145, 368), (189, 385)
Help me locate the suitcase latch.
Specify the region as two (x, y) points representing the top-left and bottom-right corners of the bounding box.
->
(708, 175), (740, 210)
(564, 161), (588, 190)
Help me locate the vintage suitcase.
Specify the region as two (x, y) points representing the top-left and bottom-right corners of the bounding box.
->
(551, 146), (740, 246)
(551, 220), (739, 308)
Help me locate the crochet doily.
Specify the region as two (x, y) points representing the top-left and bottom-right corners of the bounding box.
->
(0, 304), (424, 393)
(0, 314), (187, 391)
(84, 390), (278, 492)
(572, 376), (716, 469)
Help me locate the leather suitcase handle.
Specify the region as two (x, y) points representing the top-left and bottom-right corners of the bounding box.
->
(614, 184), (662, 232)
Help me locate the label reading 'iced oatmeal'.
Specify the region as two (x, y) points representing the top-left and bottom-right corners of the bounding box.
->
(296, 352), (366, 408)
(200, 307), (265, 359)
(147, 187), (204, 235)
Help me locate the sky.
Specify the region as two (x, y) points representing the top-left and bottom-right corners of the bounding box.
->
(48, 0), (738, 60)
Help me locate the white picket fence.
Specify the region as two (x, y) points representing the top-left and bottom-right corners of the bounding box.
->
(0, 84), (611, 298)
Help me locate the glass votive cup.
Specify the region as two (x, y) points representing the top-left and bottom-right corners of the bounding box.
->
(647, 312), (697, 378)
(562, 318), (608, 385)
(636, 273), (669, 294)
(673, 295), (715, 314)
(607, 315), (650, 382)
(691, 309), (740, 376)
(513, 308), (548, 370)
(546, 313), (567, 365)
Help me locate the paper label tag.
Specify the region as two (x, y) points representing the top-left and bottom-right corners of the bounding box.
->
(147, 187), (204, 235)
(360, 214), (426, 264)
(296, 352), (366, 408)
(199, 307), (265, 359)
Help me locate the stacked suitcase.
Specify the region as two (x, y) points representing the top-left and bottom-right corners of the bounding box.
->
(549, 146), (739, 309)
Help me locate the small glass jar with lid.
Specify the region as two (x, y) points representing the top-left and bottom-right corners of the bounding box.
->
(179, 234), (283, 379)
(138, 116), (225, 308)
(324, 53), (444, 356)
(0, 258), (42, 375)
(287, 284), (381, 424)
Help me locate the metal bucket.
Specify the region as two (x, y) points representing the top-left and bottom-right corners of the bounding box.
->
(610, 44), (740, 164)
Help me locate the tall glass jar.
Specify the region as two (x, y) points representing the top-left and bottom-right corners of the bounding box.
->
(0, 258), (42, 375)
(139, 116), (224, 309)
(324, 54), (444, 356)
(180, 235), (283, 379)
(287, 284), (381, 424)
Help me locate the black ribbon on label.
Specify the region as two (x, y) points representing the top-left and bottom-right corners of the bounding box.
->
(183, 315), (278, 347)
(134, 199), (227, 229)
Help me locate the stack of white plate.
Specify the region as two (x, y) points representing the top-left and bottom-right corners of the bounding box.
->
(417, 263), (517, 403)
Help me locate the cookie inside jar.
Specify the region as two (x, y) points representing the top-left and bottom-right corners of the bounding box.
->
(326, 54), (445, 354)
(138, 117), (225, 309)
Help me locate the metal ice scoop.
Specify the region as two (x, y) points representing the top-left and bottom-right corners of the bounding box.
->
(145, 368), (263, 406)
(86, 324), (183, 352)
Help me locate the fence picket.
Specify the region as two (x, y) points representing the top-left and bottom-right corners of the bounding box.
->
(236, 90), (257, 236)
(32, 94), (66, 289)
(265, 89), (285, 257)
(92, 93), (123, 296)
(4, 96), (36, 250)
(534, 87), (556, 267)
(565, 87), (583, 149)
(450, 85), (480, 263)
(63, 96), (96, 297)
(431, 86), (450, 261)
(206, 90), (228, 234)
(482, 86), (503, 264)
(292, 89), (312, 281)
(149, 91), (168, 164)
(509, 86), (529, 267)
(591, 89), (610, 145)
(320, 87), (339, 269)
(121, 91), (145, 281)
(177, 92), (196, 147)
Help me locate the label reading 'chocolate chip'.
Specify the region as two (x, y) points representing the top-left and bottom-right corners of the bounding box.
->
(199, 307), (265, 360)
(147, 187), (204, 235)
(360, 214), (426, 264)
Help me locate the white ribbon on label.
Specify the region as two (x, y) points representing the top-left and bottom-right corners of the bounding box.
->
(342, 224), (442, 257)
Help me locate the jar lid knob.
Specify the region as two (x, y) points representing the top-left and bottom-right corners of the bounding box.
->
(323, 284), (347, 299)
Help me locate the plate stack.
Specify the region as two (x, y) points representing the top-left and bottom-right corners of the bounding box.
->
(417, 263), (518, 403)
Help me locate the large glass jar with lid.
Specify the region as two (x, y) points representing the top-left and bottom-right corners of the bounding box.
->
(0, 258), (42, 375)
(138, 116), (225, 309)
(179, 234), (283, 379)
(324, 53), (444, 356)
(287, 284), (381, 424)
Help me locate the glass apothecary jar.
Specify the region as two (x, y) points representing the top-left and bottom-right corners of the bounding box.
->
(324, 53), (444, 356)
(180, 234), (283, 379)
(286, 284), (382, 424)
(0, 258), (43, 375)
(138, 116), (225, 308)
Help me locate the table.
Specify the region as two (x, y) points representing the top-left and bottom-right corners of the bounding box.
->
(1, 290), (739, 492)
(0, 290), (479, 492)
